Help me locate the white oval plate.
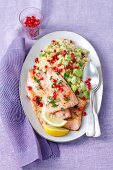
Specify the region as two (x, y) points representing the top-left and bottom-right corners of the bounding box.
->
(20, 31), (103, 143)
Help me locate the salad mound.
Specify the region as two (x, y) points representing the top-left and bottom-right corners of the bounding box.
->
(36, 39), (90, 99)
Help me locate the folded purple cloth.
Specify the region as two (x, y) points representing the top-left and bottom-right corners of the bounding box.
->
(0, 37), (59, 167)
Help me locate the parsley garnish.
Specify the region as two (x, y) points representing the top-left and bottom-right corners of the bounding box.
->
(34, 76), (41, 84)
(50, 76), (53, 80)
(64, 72), (70, 79)
(58, 80), (63, 84)
(64, 97), (70, 101)
(48, 96), (58, 108)
(56, 52), (60, 55)
(36, 97), (42, 103)
(49, 100), (58, 107)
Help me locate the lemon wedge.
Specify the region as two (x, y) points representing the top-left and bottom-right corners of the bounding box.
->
(42, 111), (67, 127)
(43, 124), (69, 137)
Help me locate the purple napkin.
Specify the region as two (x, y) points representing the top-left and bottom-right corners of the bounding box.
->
(0, 37), (59, 167)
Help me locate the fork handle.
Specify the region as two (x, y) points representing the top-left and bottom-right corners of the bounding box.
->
(92, 95), (101, 137)
(86, 91), (95, 136)
(93, 113), (101, 137)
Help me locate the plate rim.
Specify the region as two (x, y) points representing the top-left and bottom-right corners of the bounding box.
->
(19, 30), (103, 143)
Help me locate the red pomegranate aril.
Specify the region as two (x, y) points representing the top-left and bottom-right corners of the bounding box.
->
(60, 88), (64, 92)
(88, 78), (91, 81)
(52, 40), (56, 43)
(53, 91), (57, 99)
(45, 65), (48, 69)
(39, 102), (43, 107)
(33, 70), (36, 74)
(54, 49), (56, 53)
(33, 65), (37, 69)
(40, 77), (44, 80)
(52, 66), (57, 71)
(63, 94), (67, 98)
(24, 16), (41, 28)
(35, 58), (39, 63)
(58, 68), (63, 73)
(83, 111), (87, 116)
(53, 79), (57, 83)
(57, 64), (61, 67)
(27, 86), (32, 91)
(32, 96), (39, 101)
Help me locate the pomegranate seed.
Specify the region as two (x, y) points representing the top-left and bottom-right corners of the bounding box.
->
(33, 65), (37, 69)
(35, 58), (39, 63)
(52, 66), (57, 71)
(53, 91), (57, 99)
(23, 16), (41, 27)
(83, 111), (87, 116)
(27, 86), (32, 91)
(32, 70), (36, 74)
(58, 68), (63, 73)
(57, 64), (61, 67)
(40, 77), (44, 80)
(45, 65), (48, 69)
(52, 40), (56, 43)
(53, 79), (57, 83)
(54, 49), (56, 53)
(63, 94), (67, 98)
(39, 102), (43, 107)
(32, 96), (39, 101)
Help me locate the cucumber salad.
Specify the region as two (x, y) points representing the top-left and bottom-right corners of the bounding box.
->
(35, 39), (90, 99)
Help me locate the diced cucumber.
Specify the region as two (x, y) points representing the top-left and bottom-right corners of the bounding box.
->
(71, 84), (77, 92)
(67, 77), (72, 83)
(41, 51), (46, 56)
(81, 49), (89, 55)
(65, 55), (71, 61)
(83, 90), (90, 99)
(71, 76), (77, 84)
(61, 59), (69, 66)
(80, 82), (86, 91)
(73, 69), (82, 77)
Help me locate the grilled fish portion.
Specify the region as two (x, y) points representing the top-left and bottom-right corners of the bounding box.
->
(64, 98), (87, 130)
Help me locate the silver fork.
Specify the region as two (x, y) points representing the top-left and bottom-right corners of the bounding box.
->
(91, 78), (101, 137)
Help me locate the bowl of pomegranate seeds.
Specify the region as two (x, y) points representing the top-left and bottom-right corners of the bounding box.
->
(19, 7), (43, 39)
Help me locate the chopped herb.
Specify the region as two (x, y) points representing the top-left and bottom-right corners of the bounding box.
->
(56, 72), (60, 75)
(48, 97), (58, 108)
(34, 76), (37, 81)
(61, 108), (64, 111)
(64, 97), (70, 101)
(64, 72), (70, 79)
(36, 97), (42, 103)
(56, 52), (60, 55)
(49, 100), (58, 108)
(51, 85), (54, 88)
(58, 80), (63, 84)
(34, 76), (41, 84)
(50, 76), (53, 80)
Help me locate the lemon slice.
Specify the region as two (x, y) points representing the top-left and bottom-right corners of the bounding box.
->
(42, 111), (67, 127)
(43, 124), (69, 137)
